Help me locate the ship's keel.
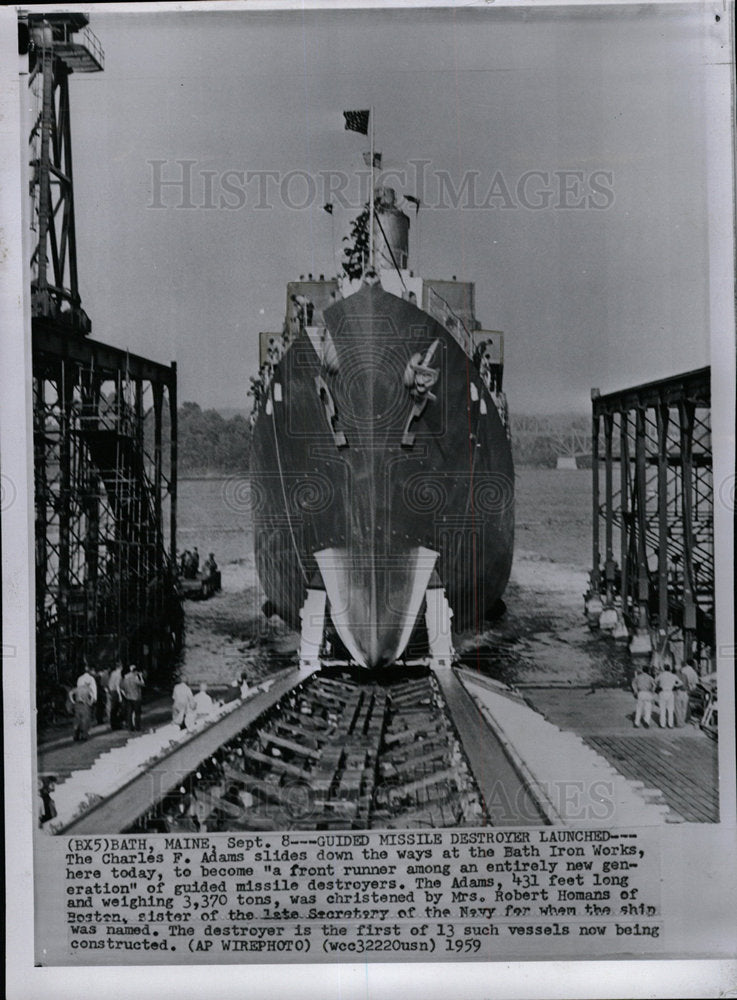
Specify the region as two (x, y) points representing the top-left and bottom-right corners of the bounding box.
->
(314, 545), (439, 668)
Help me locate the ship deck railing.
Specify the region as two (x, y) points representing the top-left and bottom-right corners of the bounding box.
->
(425, 286), (475, 357)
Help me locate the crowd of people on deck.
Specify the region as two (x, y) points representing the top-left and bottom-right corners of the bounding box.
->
(247, 331), (290, 422)
(246, 285), (342, 425)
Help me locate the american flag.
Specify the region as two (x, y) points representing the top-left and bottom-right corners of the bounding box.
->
(343, 109), (370, 135)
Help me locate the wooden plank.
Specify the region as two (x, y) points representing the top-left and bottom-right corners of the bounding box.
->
(583, 733), (718, 822)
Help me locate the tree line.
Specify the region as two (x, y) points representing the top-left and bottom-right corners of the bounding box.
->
(159, 402), (251, 475)
(167, 403), (590, 474)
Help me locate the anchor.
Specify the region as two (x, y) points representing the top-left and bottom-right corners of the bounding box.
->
(401, 339), (440, 447)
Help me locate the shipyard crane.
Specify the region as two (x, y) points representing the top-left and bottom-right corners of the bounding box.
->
(21, 12), (182, 719)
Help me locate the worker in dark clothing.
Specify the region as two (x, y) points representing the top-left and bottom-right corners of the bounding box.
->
(108, 661), (123, 730)
(95, 667), (110, 725)
(121, 664), (145, 732)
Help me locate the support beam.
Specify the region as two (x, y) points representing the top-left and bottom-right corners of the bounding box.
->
(619, 412), (629, 618)
(82, 372), (101, 658)
(593, 366), (710, 414)
(153, 383), (164, 567)
(591, 391), (601, 592)
(57, 363), (73, 674)
(603, 412), (614, 601)
(679, 399), (697, 660)
(634, 406), (650, 633)
(169, 363), (178, 564)
(33, 322), (176, 388)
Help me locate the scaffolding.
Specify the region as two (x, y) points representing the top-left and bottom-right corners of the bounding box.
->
(33, 330), (181, 700)
(24, 12), (182, 715)
(590, 367), (713, 665)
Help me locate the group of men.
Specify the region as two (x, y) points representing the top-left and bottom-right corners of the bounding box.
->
(69, 661), (145, 741)
(179, 548), (218, 581)
(171, 680), (217, 731)
(631, 655), (700, 729)
(179, 546), (200, 580)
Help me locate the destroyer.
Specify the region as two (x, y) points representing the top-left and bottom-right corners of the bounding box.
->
(250, 113), (514, 668)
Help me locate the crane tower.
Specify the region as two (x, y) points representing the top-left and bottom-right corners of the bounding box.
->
(21, 12), (182, 720)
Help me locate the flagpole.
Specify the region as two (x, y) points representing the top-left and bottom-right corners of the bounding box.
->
(330, 203), (337, 278)
(368, 106), (375, 270)
(416, 202), (420, 274)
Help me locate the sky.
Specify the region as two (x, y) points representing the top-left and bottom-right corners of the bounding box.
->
(52, 2), (728, 414)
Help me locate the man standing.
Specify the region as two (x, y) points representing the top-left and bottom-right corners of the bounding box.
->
(193, 682), (214, 720)
(71, 673), (96, 742)
(121, 664), (145, 732)
(681, 658), (699, 691)
(675, 658), (700, 726)
(95, 666), (110, 725)
(631, 664), (655, 728)
(76, 661), (98, 706)
(172, 680), (196, 730)
(656, 660), (682, 729)
(108, 661), (123, 730)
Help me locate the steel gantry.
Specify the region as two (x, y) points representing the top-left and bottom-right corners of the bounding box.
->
(33, 331), (181, 709)
(23, 12), (182, 717)
(590, 368), (713, 664)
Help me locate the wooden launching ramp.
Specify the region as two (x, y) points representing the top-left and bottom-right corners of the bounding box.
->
(51, 660), (554, 834)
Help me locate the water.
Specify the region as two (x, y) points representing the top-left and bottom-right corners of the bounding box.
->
(178, 474), (254, 568)
(178, 467), (594, 569)
(513, 466), (592, 566)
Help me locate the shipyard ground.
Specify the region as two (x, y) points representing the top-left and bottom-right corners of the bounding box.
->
(522, 686), (717, 823)
(38, 543), (718, 831)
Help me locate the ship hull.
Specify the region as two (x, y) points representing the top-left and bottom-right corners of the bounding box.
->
(250, 284), (514, 667)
